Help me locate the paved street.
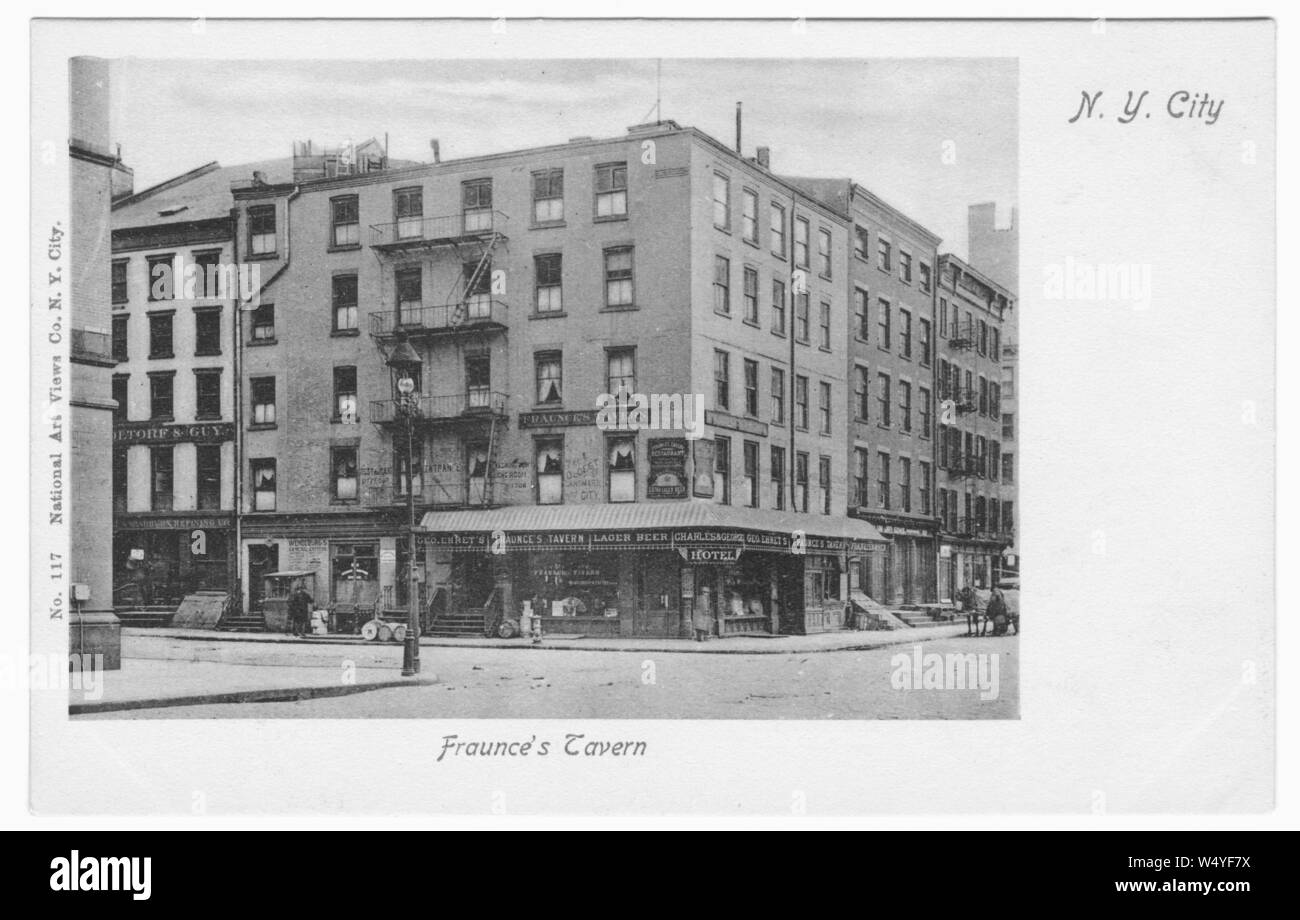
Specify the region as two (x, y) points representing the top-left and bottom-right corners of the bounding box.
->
(76, 632), (1018, 720)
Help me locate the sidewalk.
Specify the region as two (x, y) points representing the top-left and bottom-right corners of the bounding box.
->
(70, 656), (433, 715)
(126, 622), (969, 656)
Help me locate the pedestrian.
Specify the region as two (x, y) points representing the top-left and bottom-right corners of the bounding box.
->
(692, 586), (713, 642)
(986, 587), (1008, 636)
(960, 585), (980, 637)
(288, 584), (314, 638)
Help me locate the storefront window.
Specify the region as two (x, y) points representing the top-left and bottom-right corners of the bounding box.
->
(517, 552), (621, 620)
(332, 542), (378, 604)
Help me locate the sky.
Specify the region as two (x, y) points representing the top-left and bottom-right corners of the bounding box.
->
(108, 57), (1016, 258)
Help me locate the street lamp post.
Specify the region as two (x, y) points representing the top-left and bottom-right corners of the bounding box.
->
(387, 335), (423, 677)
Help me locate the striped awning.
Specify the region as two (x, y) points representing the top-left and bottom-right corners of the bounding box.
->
(417, 501), (885, 554)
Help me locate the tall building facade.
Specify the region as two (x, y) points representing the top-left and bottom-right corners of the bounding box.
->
(68, 57), (123, 663)
(230, 122), (878, 638)
(935, 253), (1015, 596)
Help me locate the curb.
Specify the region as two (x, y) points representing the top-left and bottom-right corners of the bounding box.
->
(128, 624), (973, 656)
(70, 676), (436, 715)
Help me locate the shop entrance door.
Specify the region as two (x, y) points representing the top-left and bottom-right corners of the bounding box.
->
(247, 543), (279, 611)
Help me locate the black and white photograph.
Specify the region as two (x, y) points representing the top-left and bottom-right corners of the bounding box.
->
(25, 15), (1277, 822)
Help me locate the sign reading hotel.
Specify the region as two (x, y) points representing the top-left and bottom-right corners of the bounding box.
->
(646, 438), (688, 499)
(114, 421), (235, 445)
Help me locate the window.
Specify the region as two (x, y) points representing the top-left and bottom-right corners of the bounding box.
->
(990, 498), (1000, 534)
(899, 309), (912, 359)
(713, 256), (730, 314)
(794, 375), (809, 430)
(394, 437), (424, 499)
(112, 448), (127, 512)
(818, 381), (832, 435)
(250, 376), (276, 426)
(743, 359), (759, 417)
(604, 247), (634, 307)
(770, 366), (785, 425)
(795, 291), (810, 343)
(331, 195), (359, 247)
(854, 366), (870, 422)
(979, 319), (989, 356)
(712, 173), (731, 230)
(194, 308), (221, 356)
(148, 312), (173, 358)
(854, 225), (869, 260)
(818, 456), (831, 514)
(332, 274), (358, 331)
(743, 441), (759, 508)
(899, 380), (912, 433)
(990, 382), (1001, 419)
(150, 445), (173, 511)
(854, 448), (869, 507)
(742, 189), (758, 244)
(919, 261), (932, 293)
(250, 303), (275, 342)
(251, 459), (276, 511)
(713, 437), (731, 505)
(465, 441), (489, 504)
(535, 253), (563, 313)
(919, 387), (932, 438)
(877, 298), (891, 349)
(990, 440), (1001, 482)
(535, 353), (562, 405)
(976, 435), (988, 478)
(149, 373), (174, 420)
(795, 452), (809, 512)
(145, 254), (174, 302)
(112, 259), (128, 304)
(334, 366), (358, 422)
(770, 446), (786, 510)
(794, 217), (810, 269)
(1003, 500), (1015, 534)
(979, 376), (989, 416)
(195, 369), (222, 420)
(770, 203), (786, 257)
(919, 318), (932, 366)
(771, 278), (786, 335)
(595, 162), (628, 218)
(877, 373), (891, 427)
(465, 354), (491, 408)
(196, 444), (222, 511)
(462, 259), (492, 319)
(939, 297), (948, 337)
(332, 446), (359, 501)
(742, 267), (758, 323)
(713, 349), (730, 411)
(818, 228), (832, 278)
(854, 288), (869, 340)
(876, 451), (891, 510)
(112, 314), (128, 362)
(112, 374), (128, 422)
(249, 206), (276, 255)
(819, 301), (831, 350)
(877, 237), (892, 272)
(607, 348), (635, 396)
(1002, 452), (1014, 484)
(532, 169), (564, 224)
(975, 496), (987, 533)
(899, 458), (912, 512)
(899, 251), (913, 284)
(193, 249), (220, 296)
(919, 461), (932, 514)
(462, 179), (493, 232)
(992, 326), (1001, 360)
(1002, 411), (1015, 441)
(608, 437), (636, 503)
(394, 187), (423, 239)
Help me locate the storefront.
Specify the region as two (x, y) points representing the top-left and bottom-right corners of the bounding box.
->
(938, 537), (1011, 599)
(418, 503), (884, 638)
(112, 512), (234, 607)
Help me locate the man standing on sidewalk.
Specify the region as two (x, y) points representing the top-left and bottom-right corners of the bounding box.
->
(288, 585), (314, 638)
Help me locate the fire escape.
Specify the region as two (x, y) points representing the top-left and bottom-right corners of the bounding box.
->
(367, 208), (510, 507)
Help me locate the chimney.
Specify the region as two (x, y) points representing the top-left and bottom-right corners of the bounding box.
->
(430, 139), (441, 163)
(756, 146), (770, 170)
(252, 170), (266, 185)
